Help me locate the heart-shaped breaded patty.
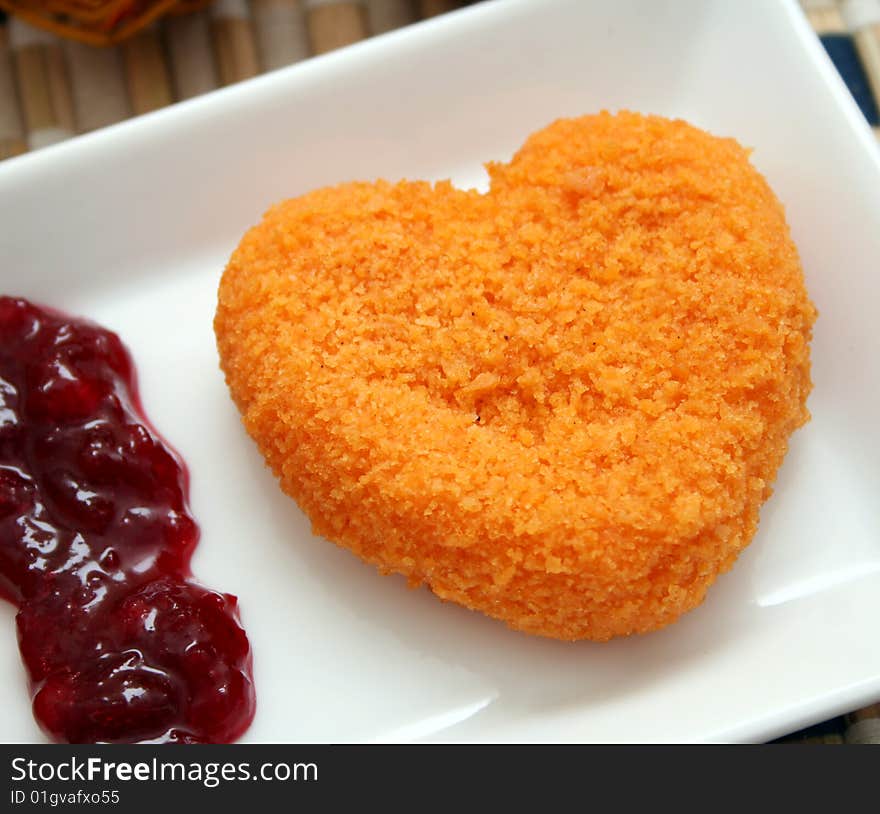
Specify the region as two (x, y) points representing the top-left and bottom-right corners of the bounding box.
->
(215, 111), (816, 641)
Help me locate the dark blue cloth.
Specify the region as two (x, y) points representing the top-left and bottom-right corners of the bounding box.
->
(820, 34), (880, 125)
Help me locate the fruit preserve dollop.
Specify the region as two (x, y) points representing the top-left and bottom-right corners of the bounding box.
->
(0, 296), (255, 743)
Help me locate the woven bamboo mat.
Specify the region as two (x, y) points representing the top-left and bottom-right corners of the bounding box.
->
(0, 1), (473, 154)
(0, 0), (878, 744)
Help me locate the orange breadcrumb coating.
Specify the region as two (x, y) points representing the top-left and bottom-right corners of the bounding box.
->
(214, 111), (816, 641)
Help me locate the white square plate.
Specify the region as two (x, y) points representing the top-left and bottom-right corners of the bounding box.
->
(2, 0), (879, 743)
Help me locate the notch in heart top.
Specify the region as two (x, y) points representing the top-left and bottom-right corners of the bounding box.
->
(214, 111), (816, 641)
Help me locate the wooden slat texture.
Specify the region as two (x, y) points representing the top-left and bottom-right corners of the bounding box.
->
(845, 703), (880, 744)
(419, 0), (457, 18)
(802, 0), (847, 32)
(366, 0), (416, 34)
(122, 27), (173, 114)
(0, 23), (26, 158)
(251, 0), (309, 70)
(211, 0), (261, 85)
(306, 0), (367, 55)
(65, 41), (129, 131)
(10, 20), (75, 148)
(164, 10), (219, 99)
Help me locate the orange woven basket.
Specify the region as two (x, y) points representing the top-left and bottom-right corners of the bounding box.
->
(0, 0), (213, 45)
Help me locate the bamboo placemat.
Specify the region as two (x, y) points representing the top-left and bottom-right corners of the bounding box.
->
(0, 0), (466, 154)
(0, 0), (878, 744)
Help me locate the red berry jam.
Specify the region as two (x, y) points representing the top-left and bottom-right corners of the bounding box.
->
(0, 296), (255, 743)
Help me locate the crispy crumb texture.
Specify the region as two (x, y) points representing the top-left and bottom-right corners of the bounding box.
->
(215, 111), (817, 641)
